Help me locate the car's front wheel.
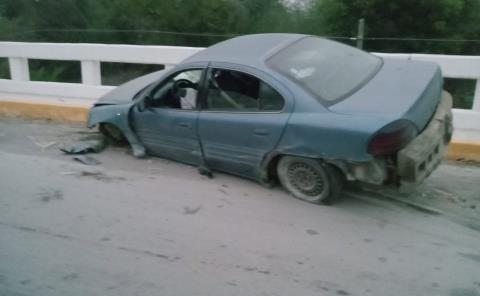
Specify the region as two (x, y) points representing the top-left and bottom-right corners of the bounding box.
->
(277, 156), (344, 205)
(99, 123), (126, 144)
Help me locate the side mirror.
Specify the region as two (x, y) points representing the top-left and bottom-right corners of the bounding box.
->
(137, 95), (151, 112)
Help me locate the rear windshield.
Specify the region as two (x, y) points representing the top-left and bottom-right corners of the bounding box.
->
(266, 37), (382, 103)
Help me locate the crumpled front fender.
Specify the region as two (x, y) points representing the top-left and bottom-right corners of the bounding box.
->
(88, 104), (146, 157)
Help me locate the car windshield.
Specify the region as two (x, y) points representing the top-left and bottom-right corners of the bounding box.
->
(267, 37), (382, 103)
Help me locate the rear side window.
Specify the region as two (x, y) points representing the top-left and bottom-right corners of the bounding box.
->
(267, 37), (382, 103)
(205, 69), (284, 112)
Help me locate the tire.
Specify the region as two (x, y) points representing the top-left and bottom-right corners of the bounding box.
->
(277, 156), (344, 205)
(99, 123), (126, 143)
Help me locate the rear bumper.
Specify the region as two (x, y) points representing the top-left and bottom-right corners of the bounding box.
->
(397, 91), (453, 185)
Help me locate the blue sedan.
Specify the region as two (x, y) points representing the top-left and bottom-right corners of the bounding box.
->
(88, 34), (453, 204)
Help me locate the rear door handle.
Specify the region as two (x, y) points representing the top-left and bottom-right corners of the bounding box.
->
(253, 128), (269, 136)
(178, 122), (192, 129)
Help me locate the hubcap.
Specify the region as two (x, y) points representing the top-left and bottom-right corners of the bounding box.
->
(287, 162), (325, 196)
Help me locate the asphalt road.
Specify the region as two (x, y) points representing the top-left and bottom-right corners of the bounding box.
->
(0, 118), (480, 296)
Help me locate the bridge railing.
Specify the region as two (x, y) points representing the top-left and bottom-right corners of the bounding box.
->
(0, 42), (202, 103)
(0, 42), (479, 130)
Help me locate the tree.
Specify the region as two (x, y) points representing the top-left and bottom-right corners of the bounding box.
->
(305, 0), (480, 54)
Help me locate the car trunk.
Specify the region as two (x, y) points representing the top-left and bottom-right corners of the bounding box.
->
(329, 58), (443, 132)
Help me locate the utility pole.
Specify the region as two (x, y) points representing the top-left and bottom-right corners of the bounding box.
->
(356, 18), (365, 49)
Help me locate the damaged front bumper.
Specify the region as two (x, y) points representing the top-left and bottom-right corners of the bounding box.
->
(397, 91), (453, 185)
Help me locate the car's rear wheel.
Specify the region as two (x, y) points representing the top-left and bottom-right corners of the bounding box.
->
(277, 156), (344, 205)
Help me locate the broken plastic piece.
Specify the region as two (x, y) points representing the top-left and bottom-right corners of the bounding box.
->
(60, 134), (107, 155)
(198, 166), (213, 178)
(28, 136), (57, 151)
(73, 155), (101, 166)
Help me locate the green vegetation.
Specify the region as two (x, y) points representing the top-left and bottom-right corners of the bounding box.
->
(29, 60), (81, 83)
(3, 0), (479, 51)
(1, 0), (479, 107)
(0, 58), (9, 79)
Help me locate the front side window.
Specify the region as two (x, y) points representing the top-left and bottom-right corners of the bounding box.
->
(149, 69), (202, 110)
(267, 37), (382, 104)
(205, 69), (284, 112)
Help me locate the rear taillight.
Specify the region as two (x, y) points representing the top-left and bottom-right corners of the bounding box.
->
(368, 120), (418, 156)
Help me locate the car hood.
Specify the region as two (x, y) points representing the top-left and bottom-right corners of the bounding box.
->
(95, 70), (166, 105)
(329, 58), (442, 131)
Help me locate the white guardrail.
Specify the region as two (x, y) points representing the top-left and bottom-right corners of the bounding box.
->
(0, 42), (479, 130)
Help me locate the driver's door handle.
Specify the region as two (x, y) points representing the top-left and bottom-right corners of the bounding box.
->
(253, 128), (269, 136)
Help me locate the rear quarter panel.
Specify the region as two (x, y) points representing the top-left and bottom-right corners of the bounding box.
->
(276, 111), (392, 162)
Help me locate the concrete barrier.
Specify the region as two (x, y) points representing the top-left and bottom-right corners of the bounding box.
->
(0, 99), (89, 123)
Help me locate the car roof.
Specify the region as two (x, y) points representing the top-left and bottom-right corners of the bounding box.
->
(182, 33), (307, 68)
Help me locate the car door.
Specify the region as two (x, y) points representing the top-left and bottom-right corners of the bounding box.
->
(131, 67), (205, 165)
(198, 64), (293, 179)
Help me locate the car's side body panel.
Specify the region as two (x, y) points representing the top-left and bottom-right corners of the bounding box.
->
(128, 65), (208, 165)
(198, 112), (290, 179)
(197, 62), (295, 179)
(88, 62), (209, 158)
(131, 108), (202, 165)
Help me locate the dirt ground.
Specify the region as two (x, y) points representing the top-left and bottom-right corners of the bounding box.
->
(0, 118), (479, 296)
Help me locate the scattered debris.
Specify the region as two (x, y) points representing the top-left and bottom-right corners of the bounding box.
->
(457, 252), (480, 263)
(183, 205), (202, 215)
(81, 171), (106, 179)
(384, 195), (444, 215)
(455, 158), (480, 167)
(115, 245), (180, 262)
(73, 155), (101, 166)
(378, 257), (388, 263)
(60, 134), (107, 155)
(449, 287), (480, 296)
(61, 273), (79, 281)
(361, 189), (444, 216)
(234, 265), (271, 275)
(60, 170), (126, 182)
(19, 279), (31, 286)
(432, 187), (459, 203)
(198, 166), (213, 178)
(60, 172), (77, 176)
(28, 136), (57, 151)
(38, 188), (63, 202)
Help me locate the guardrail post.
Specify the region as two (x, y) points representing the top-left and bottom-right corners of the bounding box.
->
(164, 65), (175, 71)
(473, 79), (480, 112)
(356, 18), (365, 49)
(8, 57), (30, 81)
(81, 60), (101, 85)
